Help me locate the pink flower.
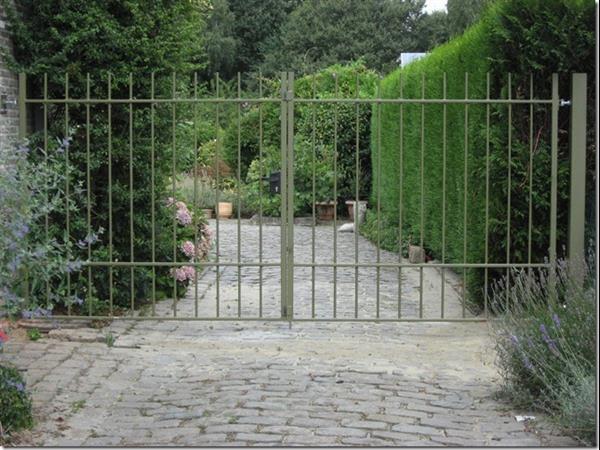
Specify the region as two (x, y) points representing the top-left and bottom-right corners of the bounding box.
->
(166, 197), (175, 207)
(181, 240), (196, 258)
(171, 265), (196, 282)
(176, 208), (192, 225)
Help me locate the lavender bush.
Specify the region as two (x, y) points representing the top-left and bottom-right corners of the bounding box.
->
(491, 252), (596, 445)
(0, 139), (99, 318)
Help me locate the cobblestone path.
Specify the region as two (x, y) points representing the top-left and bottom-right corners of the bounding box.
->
(1, 221), (577, 446)
(154, 220), (466, 319)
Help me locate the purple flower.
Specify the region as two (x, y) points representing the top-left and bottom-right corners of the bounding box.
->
(540, 323), (560, 356)
(510, 334), (519, 346)
(522, 355), (534, 371)
(552, 313), (561, 329)
(65, 260), (83, 273)
(6, 380), (25, 392)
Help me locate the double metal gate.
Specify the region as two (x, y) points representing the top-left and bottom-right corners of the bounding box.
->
(15, 71), (588, 322)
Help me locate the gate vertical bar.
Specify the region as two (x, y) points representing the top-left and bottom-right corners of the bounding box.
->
(150, 72), (156, 316)
(506, 73), (512, 311)
(280, 72), (289, 319)
(355, 73), (360, 319)
(441, 72), (446, 318)
(18, 73), (29, 304)
(237, 73), (242, 317)
(215, 74), (221, 317)
(18, 73), (26, 139)
(171, 72), (178, 317)
(86, 74), (92, 316)
(398, 74), (404, 319)
(333, 73), (338, 318)
(286, 72), (295, 321)
(568, 73), (587, 286)
(462, 72), (468, 318)
(129, 73), (135, 314)
(258, 72), (264, 318)
(65, 73), (71, 315)
(419, 74), (425, 319)
(108, 73), (113, 316)
(549, 74), (559, 291)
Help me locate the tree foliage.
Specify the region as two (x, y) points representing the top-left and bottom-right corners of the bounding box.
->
(259, 0), (428, 76)
(3, 0), (209, 307)
(447, 0), (492, 37)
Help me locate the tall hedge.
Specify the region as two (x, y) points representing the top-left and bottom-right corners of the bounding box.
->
(367, 0), (595, 307)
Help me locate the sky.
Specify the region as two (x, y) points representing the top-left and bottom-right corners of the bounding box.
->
(424, 0), (447, 13)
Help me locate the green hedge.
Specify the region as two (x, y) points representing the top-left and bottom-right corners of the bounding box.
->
(367, 0), (595, 307)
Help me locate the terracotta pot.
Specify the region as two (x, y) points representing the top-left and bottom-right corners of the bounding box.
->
(217, 202), (233, 219)
(202, 208), (213, 219)
(315, 202), (336, 221)
(345, 200), (368, 224)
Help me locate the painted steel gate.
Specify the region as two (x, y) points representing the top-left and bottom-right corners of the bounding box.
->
(14, 71), (588, 322)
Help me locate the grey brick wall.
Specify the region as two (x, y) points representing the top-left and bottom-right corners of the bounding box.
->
(0, 0), (19, 148)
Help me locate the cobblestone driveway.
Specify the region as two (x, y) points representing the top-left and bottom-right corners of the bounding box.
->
(1, 221), (576, 446)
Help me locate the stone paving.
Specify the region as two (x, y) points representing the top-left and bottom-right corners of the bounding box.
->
(153, 220), (466, 319)
(1, 221), (578, 446)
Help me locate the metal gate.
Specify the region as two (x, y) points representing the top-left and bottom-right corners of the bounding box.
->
(15, 71), (588, 322)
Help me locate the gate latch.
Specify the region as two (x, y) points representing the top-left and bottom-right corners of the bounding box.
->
(262, 171), (281, 195)
(560, 99), (571, 107)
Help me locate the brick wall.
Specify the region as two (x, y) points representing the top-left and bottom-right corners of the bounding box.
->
(0, 0), (19, 148)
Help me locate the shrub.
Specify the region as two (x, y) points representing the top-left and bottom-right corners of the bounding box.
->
(1, 139), (98, 317)
(2, 0), (209, 310)
(0, 363), (33, 437)
(490, 254), (596, 445)
(244, 140), (335, 217)
(222, 63), (378, 214)
(368, 0), (596, 306)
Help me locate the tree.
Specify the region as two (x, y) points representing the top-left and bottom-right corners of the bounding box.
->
(417, 11), (450, 50)
(260, 0), (427, 76)
(447, 0), (492, 37)
(204, 0), (238, 79)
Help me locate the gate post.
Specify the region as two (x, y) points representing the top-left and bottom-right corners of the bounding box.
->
(568, 73), (587, 287)
(18, 72), (27, 139)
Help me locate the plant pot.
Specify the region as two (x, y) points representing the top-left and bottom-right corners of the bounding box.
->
(345, 200), (368, 224)
(202, 208), (213, 219)
(217, 202), (233, 219)
(315, 201), (336, 221)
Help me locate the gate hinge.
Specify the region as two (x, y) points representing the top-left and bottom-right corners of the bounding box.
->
(560, 99), (571, 107)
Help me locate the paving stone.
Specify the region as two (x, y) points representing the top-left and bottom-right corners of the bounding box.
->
(235, 433), (283, 442)
(315, 427), (367, 438)
(391, 423), (445, 436)
(340, 419), (388, 430)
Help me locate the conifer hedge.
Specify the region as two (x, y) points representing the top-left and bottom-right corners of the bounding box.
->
(366, 0), (595, 307)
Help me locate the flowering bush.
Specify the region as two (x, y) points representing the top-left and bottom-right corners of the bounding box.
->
(0, 362), (33, 438)
(491, 253), (596, 445)
(165, 197), (213, 292)
(0, 139), (101, 318)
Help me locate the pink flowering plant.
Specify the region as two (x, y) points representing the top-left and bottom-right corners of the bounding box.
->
(165, 197), (213, 295)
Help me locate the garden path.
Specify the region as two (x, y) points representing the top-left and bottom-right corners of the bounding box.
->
(1, 221), (578, 446)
